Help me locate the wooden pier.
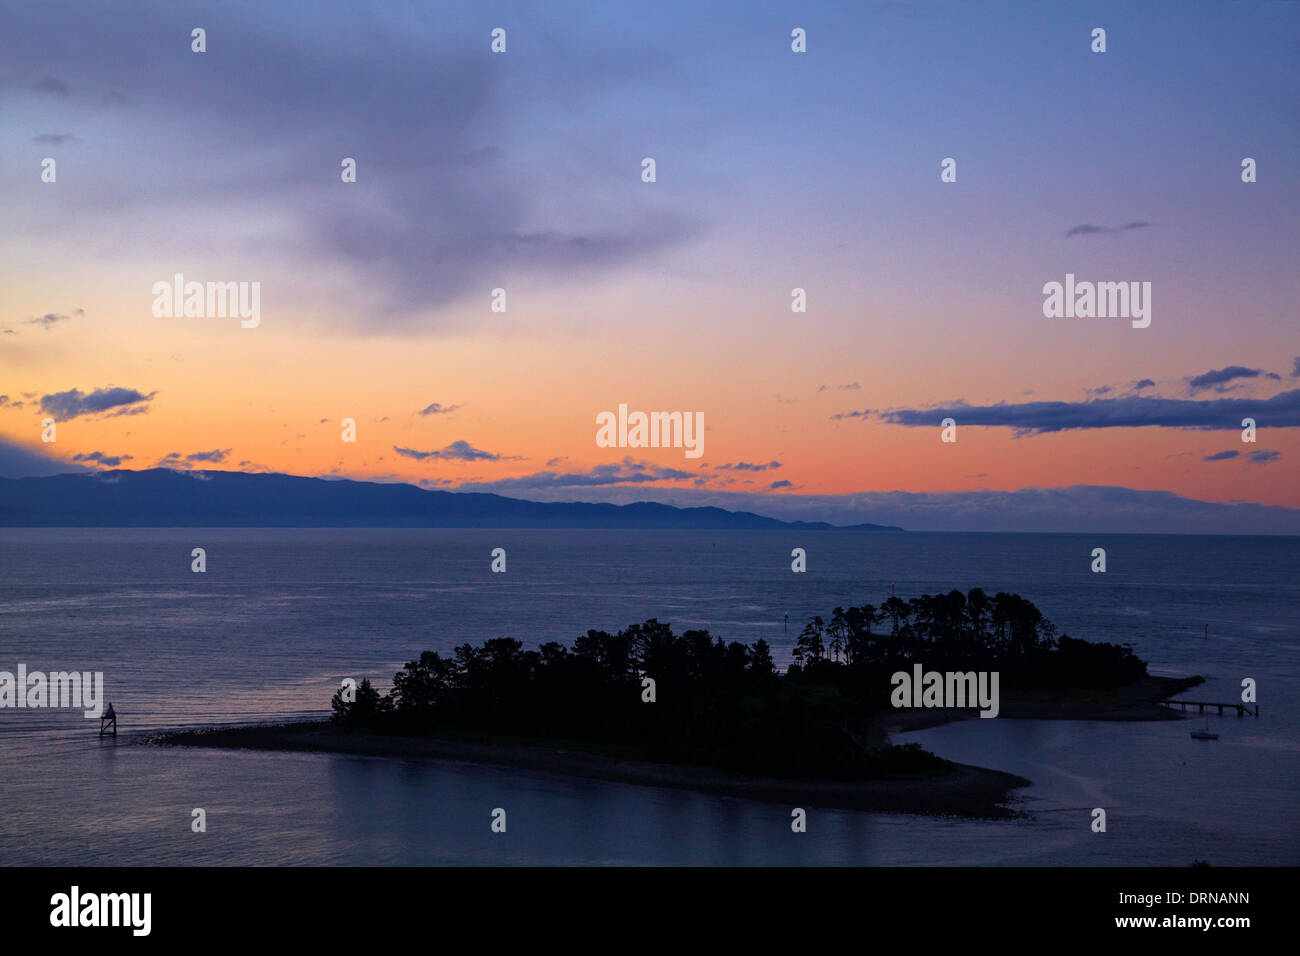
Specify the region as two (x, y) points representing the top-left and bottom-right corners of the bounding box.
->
(1160, 699), (1257, 717)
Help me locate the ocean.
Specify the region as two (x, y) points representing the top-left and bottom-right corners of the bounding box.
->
(1, 528), (1296, 865)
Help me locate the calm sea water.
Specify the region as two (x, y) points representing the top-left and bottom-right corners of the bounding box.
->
(1, 529), (1296, 865)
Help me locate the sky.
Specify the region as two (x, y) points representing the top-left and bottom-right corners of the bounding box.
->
(2, 0), (1298, 531)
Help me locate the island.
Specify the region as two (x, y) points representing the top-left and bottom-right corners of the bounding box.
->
(154, 588), (1203, 818)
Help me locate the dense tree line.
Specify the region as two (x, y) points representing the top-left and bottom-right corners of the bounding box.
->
(331, 589), (1146, 779)
(790, 589), (1146, 690)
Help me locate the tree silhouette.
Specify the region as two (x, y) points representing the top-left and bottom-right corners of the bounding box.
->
(327, 590), (1147, 778)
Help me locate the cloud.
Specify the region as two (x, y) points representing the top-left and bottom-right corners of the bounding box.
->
(155, 449), (230, 468)
(102, 404), (152, 419)
(71, 451), (133, 467)
(393, 440), (509, 462)
(40, 386), (155, 420)
(769, 479), (793, 490)
(817, 383), (861, 392)
(455, 457), (693, 492)
(0, 437), (87, 477)
(31, 75), (70, 95)
(864, 388), (1300, 435)
(32, 133), (76, 146)
(1132, 379), (1156, 390)
(1186, 366), (1278, 392)
(28, 313), (72, 329)
(716, 461), (782, 472)
(185, 449), (231, 463)
(1064, 221), (1152, 238)
(0, 3), (702, 328)
(1291, 357), (1300, 378)
(416, 402), (463, 416)
(1201, 448), (1276, 465)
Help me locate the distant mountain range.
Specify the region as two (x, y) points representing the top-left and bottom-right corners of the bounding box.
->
(0, 469), (904, 530)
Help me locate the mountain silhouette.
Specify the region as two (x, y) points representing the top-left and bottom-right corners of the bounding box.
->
(0, 468), (903, 530)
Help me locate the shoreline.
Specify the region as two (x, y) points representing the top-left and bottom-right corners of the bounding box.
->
(151, 721), (1031, 819)
(147, 676), (1202, 819)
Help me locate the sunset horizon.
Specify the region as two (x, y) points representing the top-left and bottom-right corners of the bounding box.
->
(4, 1), (1297, 533)
(1, 0), (1294, 929)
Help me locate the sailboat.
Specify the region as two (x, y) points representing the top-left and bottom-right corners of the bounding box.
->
(1190, 715), (1218, 740)
(1190, 626), (1218, 739)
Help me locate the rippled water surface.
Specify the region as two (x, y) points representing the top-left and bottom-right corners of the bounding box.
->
(2, 529), (1295, 865)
